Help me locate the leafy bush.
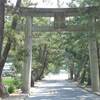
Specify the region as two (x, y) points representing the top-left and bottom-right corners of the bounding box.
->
(7, 85), (14, 93)
(13, 78), (22, 89)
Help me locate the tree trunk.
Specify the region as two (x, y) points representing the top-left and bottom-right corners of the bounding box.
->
(36, 45), (47, 81)
(35, 65), (45, 81)
(0, 40), (11, 97)
(80, 67), (86, 83)
(0, 0), (21, 97)
(0, 78), (9, 98)
(0, 0), (5, 57)
(74, 70), (80, 81)
(87, 72), (91, 86)
(31, 75), (34, 87)
(31, 45), (47, 84)
(70, 70), (73, 79)
(97, 39), (100, 86)
(0, 0), (12, 97)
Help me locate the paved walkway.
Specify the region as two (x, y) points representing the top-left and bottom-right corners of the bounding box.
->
(27, 74), (100, 100)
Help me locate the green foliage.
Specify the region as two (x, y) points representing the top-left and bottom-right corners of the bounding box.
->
(46, 63), (59, 74)
(16, 47), (29, 61)
(69, 0), (100, 7)
(3, 78), (14, 85)
(22, 0), (35, 7)
(7, 85), (14, 94)
(3, 77), (22, 89)
(13, 78), (22, 89)
(12, 61), (23, 73)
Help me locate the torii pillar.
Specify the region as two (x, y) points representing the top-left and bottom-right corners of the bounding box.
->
(22, 16), (32, 93)
(88, 17), (100, 92)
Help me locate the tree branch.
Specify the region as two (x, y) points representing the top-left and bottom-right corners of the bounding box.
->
(2, 38), (11, 67)
(0, 0), (5, 58)
(11, 0), (21, 29)
(14, 0), (21, 13)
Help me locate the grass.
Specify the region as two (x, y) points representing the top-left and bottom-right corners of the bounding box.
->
(2, 77), (14, 85)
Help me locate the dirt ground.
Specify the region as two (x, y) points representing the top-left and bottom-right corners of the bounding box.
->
(1, 89), (28, 100)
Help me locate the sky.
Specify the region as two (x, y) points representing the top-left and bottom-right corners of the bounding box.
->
(10, 0), (72, 8)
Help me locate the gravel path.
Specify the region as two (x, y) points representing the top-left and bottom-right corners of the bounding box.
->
(27, 74), (100, 100)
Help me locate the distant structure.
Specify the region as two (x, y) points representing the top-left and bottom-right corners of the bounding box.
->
(2, 63), (13, 77)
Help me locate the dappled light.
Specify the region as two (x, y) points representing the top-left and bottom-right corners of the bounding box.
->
(28, 74), (100, 100)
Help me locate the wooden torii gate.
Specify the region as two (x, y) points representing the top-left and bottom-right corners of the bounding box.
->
(16, 6), (100, 93)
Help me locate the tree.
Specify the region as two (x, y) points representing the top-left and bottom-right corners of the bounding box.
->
(0, 0), (10, 97)
(67, 0), (100, 91)
(0, 0), (21, 97)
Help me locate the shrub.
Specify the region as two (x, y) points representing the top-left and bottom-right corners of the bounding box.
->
(13, 78), (22, 89)
(7, 85), (14, 93)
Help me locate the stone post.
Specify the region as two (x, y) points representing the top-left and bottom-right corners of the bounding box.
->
(88, 17), (100, 92)
(22, 16), (32, 93)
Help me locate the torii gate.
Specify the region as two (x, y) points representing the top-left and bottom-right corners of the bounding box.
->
(16, 6), (100, 93)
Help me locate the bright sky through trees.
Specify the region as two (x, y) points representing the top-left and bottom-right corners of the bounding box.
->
(10, 0), (71, 8)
